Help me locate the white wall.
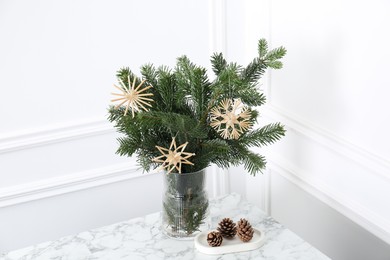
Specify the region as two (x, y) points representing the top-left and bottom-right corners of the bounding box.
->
(233, 0), (390, 259)
(0, 0), (226, 252)
(2, 0), (390, 258)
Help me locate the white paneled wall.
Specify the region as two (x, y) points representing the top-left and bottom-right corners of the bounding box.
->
(236, 0), (390, 259)
(0, 171), (164, 252)
(0, 0), (226, 252)
(2, 0), (390, 258)
(0, 0), (211, 132)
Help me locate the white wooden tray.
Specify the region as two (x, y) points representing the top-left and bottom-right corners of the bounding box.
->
(194, 228), (265, 255)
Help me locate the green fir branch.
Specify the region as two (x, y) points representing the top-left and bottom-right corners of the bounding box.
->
(240, 123), (286, 148)
(211, 52), (228, 75)
(140, 64), (158, 88)
(138, 111), (208, 140)
(235, 145), (267, 176)
(258, 38), (269, 58)
(243, 151), (267, 176)
(240, 57), (267, 85)
(265, 46), (287, 63)
(175, 56), (211, 119)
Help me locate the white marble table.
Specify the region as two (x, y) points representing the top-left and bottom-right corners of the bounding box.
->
(0, 193), (330, 260)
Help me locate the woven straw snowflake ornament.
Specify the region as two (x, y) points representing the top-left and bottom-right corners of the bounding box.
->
(111, 76), (153, 117)
(210, 99), (252, 139)
(152, 137), (195, 174)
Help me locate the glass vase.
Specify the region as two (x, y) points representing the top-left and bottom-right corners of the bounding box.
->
(162, 168), (210, 239)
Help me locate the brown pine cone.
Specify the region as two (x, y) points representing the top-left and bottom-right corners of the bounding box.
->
(236, 218), (254, 242)
(207, 231), (223, 247)
(217, 218), (237, 238)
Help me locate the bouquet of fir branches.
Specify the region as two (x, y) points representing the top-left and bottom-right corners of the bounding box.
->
(108, 38), (286, 176)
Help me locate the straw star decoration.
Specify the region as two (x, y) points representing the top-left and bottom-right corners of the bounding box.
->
(152, 137), (195, 174)
(210, 98), (252, 139)
(111, 76), (153, 117)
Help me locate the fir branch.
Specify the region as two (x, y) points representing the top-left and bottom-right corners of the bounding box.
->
(196, 139), (231, 169)
(236, 87), (267, 107)
(107, 106), (123, 123)
(116, 136), (138, 157)
(240, 57), (267, 85)
(234, 145), (267, 176)
(116, 67), (136, 88)
(258, 38), (269, 58)
(155, 66), (176, 112)
(266, 60), (283, 69)
(240, 123), (286, 148)
(243, 150), (266, 176)
(137, 151), (158, 172)
(175, 56), (211, 119)
(211, 62), (241, 100)
(140, 63), (158, 88)
(138, 111), (208, 140)
(265, 46), (287, 62)
(211, 52), (228, 75)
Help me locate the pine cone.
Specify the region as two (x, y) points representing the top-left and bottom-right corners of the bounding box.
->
(237, 218), (254, 242)
(217, 218), (237, 238)
(207, 231), (223, 247)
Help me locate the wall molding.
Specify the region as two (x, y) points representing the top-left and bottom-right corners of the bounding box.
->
(208, 0), (227, 56)
(0, 163), (151, 208)
(262, 170), (271, 215)
(212, 166), (230, 198)
(208, 0), (229, 197)
(263, 105), (390, 183)
(268, 158), (390, 245)
(263, 104), (390, 244)
(0, 118), (113, 154)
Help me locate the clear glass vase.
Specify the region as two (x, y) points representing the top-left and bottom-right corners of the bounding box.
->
(162, 168), (210, 239)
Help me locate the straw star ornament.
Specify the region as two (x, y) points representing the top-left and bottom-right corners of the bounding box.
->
(210, 98), (252, 139)
(111, 76), (153, 117)
(153, 137), (195, 174)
